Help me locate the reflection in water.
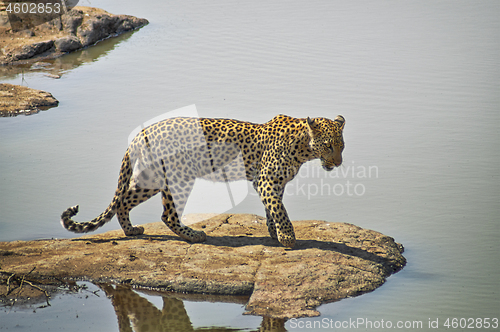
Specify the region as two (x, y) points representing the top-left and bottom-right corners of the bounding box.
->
(99, 284), (286, 332)
(0, 29), (137, 79)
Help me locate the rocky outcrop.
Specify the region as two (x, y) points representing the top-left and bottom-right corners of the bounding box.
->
(65, 7), (148, 48)
(0, 6), (148, 65)
(0, 214), (406, 318)
(8, 40), (54, 61)
(0, 83), (58, 116)
(53, 35), (82, 53)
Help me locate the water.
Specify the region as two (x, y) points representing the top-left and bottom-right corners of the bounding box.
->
(1, 1), (499, 331)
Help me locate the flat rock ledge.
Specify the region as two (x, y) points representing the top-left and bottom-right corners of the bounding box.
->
(0, 83), (58, 116)
(0, 6), (148, 65)
(0, 214), (405, 318)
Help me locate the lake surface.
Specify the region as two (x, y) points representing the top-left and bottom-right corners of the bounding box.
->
(1, 1), (499, 331)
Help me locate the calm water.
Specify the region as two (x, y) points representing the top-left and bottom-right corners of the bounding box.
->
(1, 1), (499, 331)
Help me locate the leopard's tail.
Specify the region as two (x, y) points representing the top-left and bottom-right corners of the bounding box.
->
(60, 152), (131, 233)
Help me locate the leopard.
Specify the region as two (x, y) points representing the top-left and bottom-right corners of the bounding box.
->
(61, 114), (345, 248)
(98, 284), (194, 332)
(99, 283), (287, 331)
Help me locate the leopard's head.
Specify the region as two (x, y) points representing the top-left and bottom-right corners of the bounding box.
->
(306, 115), (345, 171)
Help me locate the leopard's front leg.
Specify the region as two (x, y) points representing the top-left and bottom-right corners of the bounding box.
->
(253, 177), (279, 241)
(256, 179), (296, 248)
(265, 208), (278, 240)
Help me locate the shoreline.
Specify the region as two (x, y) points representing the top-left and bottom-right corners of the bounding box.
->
(0, 6), (148, 116)
(0, 213), (406, 319)
(0, 6), (148, 66)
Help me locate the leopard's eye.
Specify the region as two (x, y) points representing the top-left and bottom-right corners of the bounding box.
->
(324, 142), (334, 152)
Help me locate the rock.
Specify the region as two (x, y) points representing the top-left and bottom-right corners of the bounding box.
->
(54, 36), (82, 53)
(44, 73), (61, 79)
(0, 6), (148, 65)
(0, 214), (405, 318)
(114, 15), (149, 34)
(61, 10), (84, 36)
(11, 40), (54, 61)
(76, 12), (148, 47)
(77, 15), (116, 47)
(0, 83), (59, 116)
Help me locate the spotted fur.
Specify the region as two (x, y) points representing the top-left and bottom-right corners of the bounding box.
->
(61, 114), (345, 247)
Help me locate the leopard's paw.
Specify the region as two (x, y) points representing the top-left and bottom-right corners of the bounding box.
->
(125, 226), (144, 236)
(278, 234), (296, 248)
(189, 230), (207, 243)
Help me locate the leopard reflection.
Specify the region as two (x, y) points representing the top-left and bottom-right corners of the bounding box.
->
(99, 284), (286, 332)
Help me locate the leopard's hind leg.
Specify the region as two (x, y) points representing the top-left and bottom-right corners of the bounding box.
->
(160, 178), (206, 243)
(118, 187), (159, 236)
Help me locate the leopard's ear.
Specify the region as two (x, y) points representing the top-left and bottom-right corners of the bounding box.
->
(306, 117), (320, 138)
(334, 115), (345, 130)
